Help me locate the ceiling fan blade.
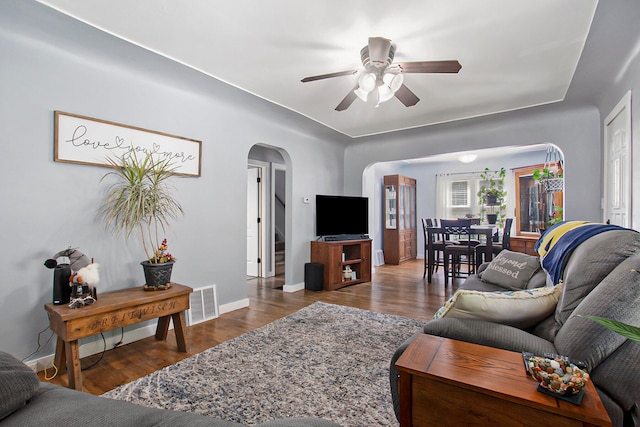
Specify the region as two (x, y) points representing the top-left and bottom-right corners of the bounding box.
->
(301, 70), (358, 83)
(397, 60), (462, 74)
(335, 86), (359, 111)
(395, 84), (420, 107)
(368, 37), (392, 67)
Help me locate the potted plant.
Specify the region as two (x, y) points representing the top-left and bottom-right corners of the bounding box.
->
(477, 167), (507, 226)
(538, 206), (564, 234)
(99, 152), (184, 290)
(532, 165), (563, 193)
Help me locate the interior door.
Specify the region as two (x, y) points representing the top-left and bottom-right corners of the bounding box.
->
(246, 166), (261, 277)
(604, 91), (632, 227)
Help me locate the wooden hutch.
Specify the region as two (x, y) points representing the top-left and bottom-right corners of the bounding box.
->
(383, 175), (417, 264)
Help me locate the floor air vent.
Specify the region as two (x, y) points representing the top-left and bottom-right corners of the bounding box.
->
(188, 285), (219, 325)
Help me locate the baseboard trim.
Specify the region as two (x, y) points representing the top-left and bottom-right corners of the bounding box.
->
(219, 298), (250, 314)
(283, 282), (304, 293)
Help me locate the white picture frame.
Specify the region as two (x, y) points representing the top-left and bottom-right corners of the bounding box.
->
(54, 111), (202, 177)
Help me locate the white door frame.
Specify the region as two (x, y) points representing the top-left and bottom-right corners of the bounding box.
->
(271, 163), (286, 277)
(249, 161), (270, 277)
(603, 90), (632, 227)
(246, 166), (261, 277)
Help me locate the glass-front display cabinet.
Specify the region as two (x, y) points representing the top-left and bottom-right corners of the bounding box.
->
(385, 184), (397, 229)
(383, 175), (417, 264)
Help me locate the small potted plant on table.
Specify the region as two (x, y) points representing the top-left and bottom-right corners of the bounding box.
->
(99, 152), (184, 290)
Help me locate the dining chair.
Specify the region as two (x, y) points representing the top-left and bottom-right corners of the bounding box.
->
(441, 219), (479, 285)
(475, 217), (513, 266)
(422, 218), (447, 278)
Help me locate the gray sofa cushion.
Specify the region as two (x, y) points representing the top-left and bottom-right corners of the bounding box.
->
(0, 351), (40, 421)
(2, 382), (342, 427)
(552, 230), (640, 334)
(554, 254), (640, 414)
(422, 318), (558, 356)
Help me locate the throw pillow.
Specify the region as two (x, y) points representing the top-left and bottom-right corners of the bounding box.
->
(480, 250), (542, 290)
(0, 351), (40, 421)
(432, 283), (563, 328)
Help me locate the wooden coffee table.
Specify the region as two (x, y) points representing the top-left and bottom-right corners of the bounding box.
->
(45, 283), (192, 391)
(395, 334), (612, 427)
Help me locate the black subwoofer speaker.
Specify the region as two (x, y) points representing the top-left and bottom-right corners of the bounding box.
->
(304, 262), (324, 291)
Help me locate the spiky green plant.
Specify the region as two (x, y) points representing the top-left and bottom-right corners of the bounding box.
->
(99, 151), (183, 263)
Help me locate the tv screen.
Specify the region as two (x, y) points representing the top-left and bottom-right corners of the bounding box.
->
(316, 195), (369, 237)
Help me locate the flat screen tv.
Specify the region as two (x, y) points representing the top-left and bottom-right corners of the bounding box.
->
(316, 195), (369, 237)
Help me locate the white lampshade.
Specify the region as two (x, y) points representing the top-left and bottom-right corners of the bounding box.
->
(354, 87), (369, 102)
(383, 72), (404, 92)
(358, 72), (376, 93)
(377, 84), (394, 103)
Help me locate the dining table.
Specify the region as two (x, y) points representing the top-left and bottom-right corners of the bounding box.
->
(426, 224), (498, 283)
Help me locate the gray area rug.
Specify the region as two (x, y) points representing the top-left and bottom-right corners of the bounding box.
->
(102, 302), (425, 426)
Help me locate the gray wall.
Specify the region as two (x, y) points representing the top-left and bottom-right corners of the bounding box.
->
(348, 105), (601, 223)
(0, 1), (346, 360)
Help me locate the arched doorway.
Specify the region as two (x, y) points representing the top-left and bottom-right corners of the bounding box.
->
(247, 144), (288, 289)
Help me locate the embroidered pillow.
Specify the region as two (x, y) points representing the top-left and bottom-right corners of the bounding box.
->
(480, 250), (542, 290)
(433, 283), (563, 328)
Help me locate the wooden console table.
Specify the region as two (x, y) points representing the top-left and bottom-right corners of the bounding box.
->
(395, 334), (611, 427)
(44, 283), (192, 391)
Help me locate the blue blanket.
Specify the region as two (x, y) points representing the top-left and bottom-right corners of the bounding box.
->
(535, 221), (635, 285)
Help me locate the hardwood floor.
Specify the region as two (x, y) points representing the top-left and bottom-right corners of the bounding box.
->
(38, 259), (461, 395)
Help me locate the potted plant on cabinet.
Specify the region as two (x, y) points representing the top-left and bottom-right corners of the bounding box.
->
(477, 167), (507, 226)
(99, 152), (184, 290)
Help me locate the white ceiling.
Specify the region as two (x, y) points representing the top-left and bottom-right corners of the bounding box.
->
(37, 0), (598, 138)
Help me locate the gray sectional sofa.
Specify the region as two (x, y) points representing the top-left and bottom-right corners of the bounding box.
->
(390, 226), (640, 427)
(0, 352), (340, 427)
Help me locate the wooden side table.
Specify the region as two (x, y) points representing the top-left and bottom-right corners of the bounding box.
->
(44, 283), (192, 391)
(395, 335), (612, 427)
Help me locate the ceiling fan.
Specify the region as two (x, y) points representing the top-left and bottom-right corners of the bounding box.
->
(301, 37), (461, 111)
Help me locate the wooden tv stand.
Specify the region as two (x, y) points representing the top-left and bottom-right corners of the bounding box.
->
(310, 239), (371, 290)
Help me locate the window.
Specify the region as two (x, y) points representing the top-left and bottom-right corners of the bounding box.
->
(450, 181), (469, 207)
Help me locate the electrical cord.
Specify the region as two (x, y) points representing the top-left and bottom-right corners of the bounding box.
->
(43, 357), (58, 381)
(113, 328), (124, 349)
(80, 332), (106, 371)
(21, 324), (54, 362)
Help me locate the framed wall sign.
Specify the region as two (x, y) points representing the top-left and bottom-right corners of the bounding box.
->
(54, 111), (202, 177)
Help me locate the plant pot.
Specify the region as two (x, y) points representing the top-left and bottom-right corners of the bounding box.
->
(486, 195), (499, 205)
(141, 261), (174, 290)
(486, 214), (498, 225)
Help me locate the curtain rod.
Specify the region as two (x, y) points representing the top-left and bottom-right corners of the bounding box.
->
(436, 170), (502, 176)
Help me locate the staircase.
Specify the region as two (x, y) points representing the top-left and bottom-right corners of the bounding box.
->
(275, 240), (285, 276)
